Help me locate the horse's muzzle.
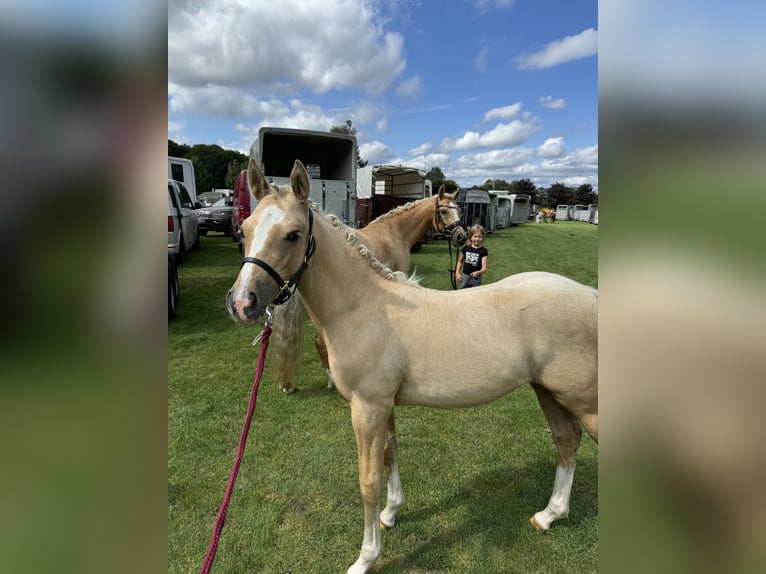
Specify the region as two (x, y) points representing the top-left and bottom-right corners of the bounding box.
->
(226, 289), (263, 323)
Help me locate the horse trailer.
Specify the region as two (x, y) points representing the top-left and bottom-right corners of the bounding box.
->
(250, 127), (357, 226)
(355, 165), (430, 228)
(492, 192), (511, 228)
(457, 188), (491, 232)
(573, 204), (589, 222)
(555, 204), (570, 221)
(508, 194), (531, 225)
(168, 156), (198, 203)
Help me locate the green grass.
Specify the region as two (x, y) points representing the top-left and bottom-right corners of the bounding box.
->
(169, 221), (598, 573)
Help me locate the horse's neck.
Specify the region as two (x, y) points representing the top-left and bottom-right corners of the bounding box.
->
(365, 198), (434, 253)
(298, 214), (387, 330)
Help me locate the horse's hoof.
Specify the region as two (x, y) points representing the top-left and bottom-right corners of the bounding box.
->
(282, 385), (297, 394)
(530, 516), (544, 531)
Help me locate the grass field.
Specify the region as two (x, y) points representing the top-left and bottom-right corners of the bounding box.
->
(169, 219), (598, 573)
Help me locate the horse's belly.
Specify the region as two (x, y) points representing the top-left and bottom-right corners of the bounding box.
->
(395, 370), (529, 408)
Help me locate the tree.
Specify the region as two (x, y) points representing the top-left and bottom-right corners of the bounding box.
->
(545, 182), (574, 208)
(510, 178), (537, 196)
(331, 120), (368, 168)
(168, 140), (190, 158)
(425, 166), (446, 186)
(574, 183), (597, 205)
(225, 159), (248, 188)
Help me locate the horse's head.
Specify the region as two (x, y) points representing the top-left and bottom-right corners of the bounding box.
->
(435, 185), (467, 246)
(226, 159), (314, 323)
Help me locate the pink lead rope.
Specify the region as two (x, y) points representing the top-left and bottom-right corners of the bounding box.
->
(199, 309), (274, 574)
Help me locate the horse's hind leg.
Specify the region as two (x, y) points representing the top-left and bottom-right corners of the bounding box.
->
(270, 296), (303, 393)
(529, 383), (583, 530)
(380, 412), (404, 528)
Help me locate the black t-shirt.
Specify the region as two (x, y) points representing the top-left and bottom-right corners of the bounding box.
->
(461, 245), (488, 274)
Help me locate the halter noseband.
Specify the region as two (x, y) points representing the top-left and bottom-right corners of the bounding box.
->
(434, 196), (462, 237)
(240, 209), (316, 306)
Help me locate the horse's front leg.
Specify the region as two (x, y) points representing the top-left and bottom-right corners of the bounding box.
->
(380, 412), (404, 528)
(347, 399), (391, 574)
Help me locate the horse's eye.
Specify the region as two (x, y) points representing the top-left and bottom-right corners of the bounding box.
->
(287, 231), (301, 242)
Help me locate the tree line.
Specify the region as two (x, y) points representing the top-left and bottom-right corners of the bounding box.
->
(425, 166), (597, 208)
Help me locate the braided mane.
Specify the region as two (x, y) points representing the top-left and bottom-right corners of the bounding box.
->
(315, 205), (420, 286)
(369, 196), (433, 225)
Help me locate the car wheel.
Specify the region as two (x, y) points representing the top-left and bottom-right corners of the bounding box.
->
(199, 229), (208, 236)
(176, 235), (186, 265)
(168, 254), (179, 320)
(224, 221), (233, 237)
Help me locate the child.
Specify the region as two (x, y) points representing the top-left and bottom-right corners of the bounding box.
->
(455, 225), (488, 288)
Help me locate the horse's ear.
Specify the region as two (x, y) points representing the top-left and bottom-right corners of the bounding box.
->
(248, 158), (271, 200)
(437, 184), (446, 199)
(289, 159), (311, 201)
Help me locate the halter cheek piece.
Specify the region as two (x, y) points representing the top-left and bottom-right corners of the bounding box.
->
(240, 209), (316, 306)
(435, 197), (462, 236)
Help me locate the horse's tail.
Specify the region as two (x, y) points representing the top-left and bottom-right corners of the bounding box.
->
(270, 295), (305, 393)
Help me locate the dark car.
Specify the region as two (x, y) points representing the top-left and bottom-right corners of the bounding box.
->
(197, 197), (235, 236)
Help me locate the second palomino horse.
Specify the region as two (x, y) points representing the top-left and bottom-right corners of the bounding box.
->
(227, 160), (598, 574)
(270, 184), (467, 393)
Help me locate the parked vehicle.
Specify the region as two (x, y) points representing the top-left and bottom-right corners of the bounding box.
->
(231, 169), (254, 254)
(168, 179), (200, 264)
(168, 156), (197, 203)
(168, 252), (179, 320)
(355, 164), (431, 228)
(251, 127), (357, 225)
(197, 196), (235, 236)
(508, 194), (531, 225)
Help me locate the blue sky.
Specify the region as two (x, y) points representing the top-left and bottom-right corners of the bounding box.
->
(168, 0), (597, 190)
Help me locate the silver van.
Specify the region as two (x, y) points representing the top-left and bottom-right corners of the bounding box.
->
(168, 179), (200, 263)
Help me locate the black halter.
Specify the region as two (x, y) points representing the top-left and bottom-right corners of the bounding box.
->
(240, 209), (316, 306)
(434, 196), (462, 237)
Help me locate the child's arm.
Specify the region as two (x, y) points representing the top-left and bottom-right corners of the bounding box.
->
(455, 253), (464, 279)
(472, 255), (488, 278)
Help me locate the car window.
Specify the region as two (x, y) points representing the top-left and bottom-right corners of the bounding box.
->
(168, 184), (180, 209)
(177, 183), (193, 208)
(212, 198), (230, 207)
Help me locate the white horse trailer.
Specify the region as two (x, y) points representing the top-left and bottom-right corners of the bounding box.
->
(355, 165), (429, 228)
(508, 194), (531, 225)
(492, 193), (511, 228)
(588, 204), (598, 224)
(573, 204), (589, 222)
(555, 204), (570, 221)
(168, 156), (197, 203)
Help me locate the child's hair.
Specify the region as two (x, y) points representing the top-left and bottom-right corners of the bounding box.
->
(468, 224), (486, 238)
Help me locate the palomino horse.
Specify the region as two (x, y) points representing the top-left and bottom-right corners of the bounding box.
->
(270, 186), (467, 393)
(227, 160), (598, 574)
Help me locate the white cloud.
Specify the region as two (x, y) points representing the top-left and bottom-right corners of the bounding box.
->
(396, 76), (422, 99)
(538, 137), (565, 158)
(441, 113), (541, 151)
(168, 0), (406, 94)
(483, 102), (523, 122)
(438, 143), (598, 190)
(408, 142), (433, 156)
(359, 140), (397, 165)
(539, 95), (567, 109)
(516, 28), (598, 70)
